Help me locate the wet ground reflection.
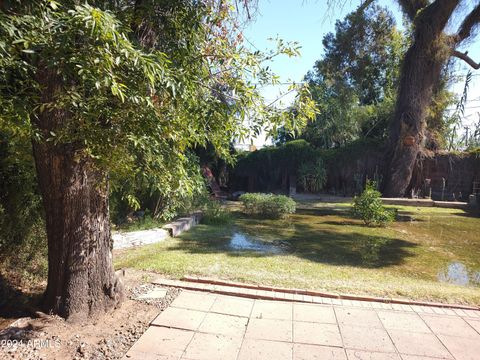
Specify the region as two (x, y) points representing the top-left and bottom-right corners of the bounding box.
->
(228, 231), (288, 254)
(438, 262), (480, 286)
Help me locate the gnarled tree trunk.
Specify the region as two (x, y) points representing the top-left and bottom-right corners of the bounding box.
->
(32, 69), (123, 322)
(383, 0), (459, 197)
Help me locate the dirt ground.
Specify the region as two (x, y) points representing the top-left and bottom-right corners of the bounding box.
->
(0, 269), (178, 360)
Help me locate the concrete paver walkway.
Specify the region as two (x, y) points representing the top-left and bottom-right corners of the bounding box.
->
(122, 290), (480, 360)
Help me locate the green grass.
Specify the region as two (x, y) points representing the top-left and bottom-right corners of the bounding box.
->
(114, 201), (480, 305)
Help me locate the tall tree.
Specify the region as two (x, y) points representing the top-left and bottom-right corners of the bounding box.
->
(303, 4), (404, 148)
(0, 0), (314, 321)
(384, 0), (480, 196)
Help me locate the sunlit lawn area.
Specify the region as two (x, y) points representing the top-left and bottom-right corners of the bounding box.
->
(114, 201), (480, 305)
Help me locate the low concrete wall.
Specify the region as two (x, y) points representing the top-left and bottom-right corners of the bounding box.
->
(381, 198), (468, 209)
(162, 211), (202, 237)
(113, 211), (203, 249)
(293, 193), (469, 209)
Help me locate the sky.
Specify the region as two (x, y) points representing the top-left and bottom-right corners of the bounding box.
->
(240, 0), (480, 147)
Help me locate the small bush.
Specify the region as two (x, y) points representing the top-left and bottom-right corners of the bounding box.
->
(201, 199), (232, 225)
(239, 193), (296, 219)
(352, 181), (395, 227)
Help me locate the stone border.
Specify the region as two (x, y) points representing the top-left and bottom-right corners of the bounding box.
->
(151, 276), (479, 311)
(381, 197), (468, 209)
(112, 211), (202, 249)
(162, 211), (202, 237)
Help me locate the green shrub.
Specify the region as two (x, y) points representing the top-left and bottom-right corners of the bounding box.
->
(0, 133), (48, 287)
(352, 181), (395, 227)
(298, 159), (327, 192)
(201, 199), (232, 225)
(239, 193), (296, 219)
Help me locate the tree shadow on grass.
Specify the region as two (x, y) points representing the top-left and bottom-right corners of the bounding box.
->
(452, 207), (480, 219)
(170, 218), (416, 269)
(295, 207), (351, 217)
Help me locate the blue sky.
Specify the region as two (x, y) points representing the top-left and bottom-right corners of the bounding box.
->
(241, 0), (480, 146)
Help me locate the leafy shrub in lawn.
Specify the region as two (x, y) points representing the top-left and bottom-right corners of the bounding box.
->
(201, 199), (232, 225)
(352, 181), (395, 227)
(239, 193), (296, 219)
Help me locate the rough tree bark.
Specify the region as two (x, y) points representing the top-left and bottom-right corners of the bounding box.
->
(383, 0), (480, 197)
(32, 69), (123, 322)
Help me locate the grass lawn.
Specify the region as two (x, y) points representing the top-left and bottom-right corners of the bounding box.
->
(114, 200), (480, 305)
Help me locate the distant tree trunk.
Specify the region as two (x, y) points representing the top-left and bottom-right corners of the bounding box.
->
(32, 69), (123, 322)
(384, 0), (458, 197)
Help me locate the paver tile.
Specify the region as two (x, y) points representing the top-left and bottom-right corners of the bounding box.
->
(335, 308), (383, 328)
(433, 307), (447, 315)
(182, 332), (242, 360)
(293, 321), (343, 347)
(452, 309), (467, 317)
(387, 330), (452, 359)
(170, 291), (216, 312)
(210, 295), (254, 317)
(151, 307), (206, 330)
(197, 312), (248, 337)
(360, 301), (373, 308)
(436, 335), (480, 360)
(377, 311), (430, 333)
(129, 291), (480, 360)
(345, 349), (401, 359)
(421, 314), (480, 338)
(238, 339), (293, 360)
(442, 309), (457, 316)
(126, 326), (194, 358)
(251, 300), (293, 320)
(340, 325), (396, 353)
(136, 288), (168, 300)
(420, 307), (435, 314)
(464, 318), (480, 334)
(463, 310), (480, 318)
(245, 318), (292, 342)
(294, 303), (336, 324)
(294, 343), (347, 360)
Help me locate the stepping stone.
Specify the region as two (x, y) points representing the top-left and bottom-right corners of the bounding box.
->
(136, 288), (168, 300)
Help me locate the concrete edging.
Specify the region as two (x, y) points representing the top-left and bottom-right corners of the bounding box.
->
(112, 211), (202, 249)
(381, 198), (468, 209)
(175, 276), (479, 311)
(162, 211), (202, 237)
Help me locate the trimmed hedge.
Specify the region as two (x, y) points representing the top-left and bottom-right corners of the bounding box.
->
(239, 193), (296, 219)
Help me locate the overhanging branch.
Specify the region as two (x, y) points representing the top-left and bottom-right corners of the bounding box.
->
(397, 0), (429, 21)
(456, 3), (480, 43)
(357, 0), (375, 13)
(452, 50), (480, 69)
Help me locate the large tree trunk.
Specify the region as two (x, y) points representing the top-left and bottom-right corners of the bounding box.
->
(32, 70), (123, 322)
(383, 0), (458, 197)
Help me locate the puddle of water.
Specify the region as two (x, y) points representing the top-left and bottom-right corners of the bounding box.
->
(438, 262), (480, 286)
(228, 231), (286, 254)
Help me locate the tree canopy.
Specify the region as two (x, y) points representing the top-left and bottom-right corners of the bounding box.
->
(0, 0), (315, 213)
(301, 4), (404, 148)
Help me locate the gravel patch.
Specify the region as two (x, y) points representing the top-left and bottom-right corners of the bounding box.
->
(0, 286), (181, 360)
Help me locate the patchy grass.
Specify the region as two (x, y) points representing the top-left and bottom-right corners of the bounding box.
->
(114, 201), (480, 305)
